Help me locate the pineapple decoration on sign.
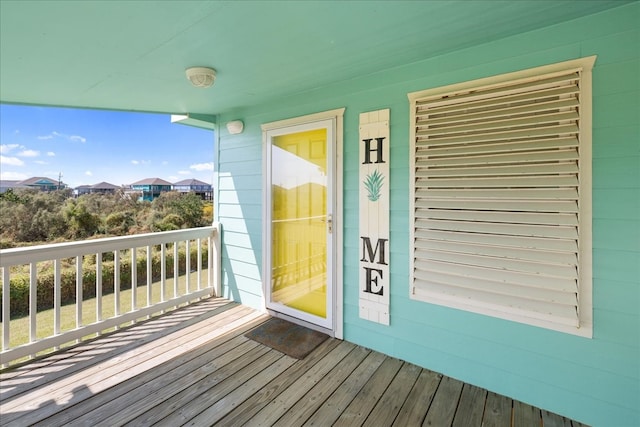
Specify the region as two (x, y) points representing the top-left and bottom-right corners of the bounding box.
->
(364, 169), (384, 202)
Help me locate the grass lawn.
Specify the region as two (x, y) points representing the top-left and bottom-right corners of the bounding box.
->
(1, 269), (211, 357)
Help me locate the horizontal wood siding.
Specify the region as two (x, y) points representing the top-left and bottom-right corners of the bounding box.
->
(217, 129), (265, 308)
(215, 4), (639, 426)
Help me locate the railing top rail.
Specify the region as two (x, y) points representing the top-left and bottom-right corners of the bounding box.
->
(0, 224), (219, 267)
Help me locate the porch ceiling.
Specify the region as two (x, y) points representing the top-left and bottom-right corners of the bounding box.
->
(0, 1), (628, 117)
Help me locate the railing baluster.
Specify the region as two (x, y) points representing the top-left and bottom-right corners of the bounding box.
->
(2, 267), (10, 353)
(131, 248), (137, 312)
(114, 250), (120, 317)
(161, 244), (166, 303)
(185, 239), (190, 294)
(197, 238), (202, 291)
(96, 253), (102, 324)
(146, 246), (152, 308)
(54, 259), (61, 339)
(76, 256), (82, 331)
(29, 262), (37, 353)
(173, 242), (179, 300)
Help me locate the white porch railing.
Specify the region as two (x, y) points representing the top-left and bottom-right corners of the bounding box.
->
(0, 224), (221, 367)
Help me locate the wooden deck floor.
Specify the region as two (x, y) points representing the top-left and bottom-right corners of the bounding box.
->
(0, 298), (587, 427)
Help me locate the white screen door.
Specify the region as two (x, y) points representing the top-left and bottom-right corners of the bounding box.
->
(264, 118), (335, 330)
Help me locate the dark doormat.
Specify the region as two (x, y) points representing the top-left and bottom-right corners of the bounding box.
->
(245, 317), (329, 359)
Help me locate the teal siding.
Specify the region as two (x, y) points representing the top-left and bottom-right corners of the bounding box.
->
(216, 4), (640, 426)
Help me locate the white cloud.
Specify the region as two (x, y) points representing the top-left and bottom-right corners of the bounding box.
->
(131, 160), (139, 165)
(18, 149), (40, 157)
(162, 161), (169, 165)
(85, 170), (93, 176)
(0, 171), (28, 180)
(70, 135), (87, 143)
(47, 151), (56, 157)
(38, 131), (87, 143)
(0, 144), (20, 154)
(35, 160), (48, 165)
(190, 162), (214, 171)
(0, 155), (25, 166)
(178, 170), (191, 175)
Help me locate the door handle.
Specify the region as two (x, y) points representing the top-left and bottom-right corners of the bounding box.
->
(327, 214), (333, 234)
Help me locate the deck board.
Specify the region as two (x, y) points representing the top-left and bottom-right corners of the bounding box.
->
(216, 337), (341, 426)
(483, 392), (514, 427)
(272, 345), (370, 427)
(392, 368), (441, 426)
(453, 383), (487, 427)
(303, 350), (386, 427)
(244, 341), (357, 427)
(423, 375), (464, 427)
(0, 298), (588, 427)
(333, 356), (404, 427)
(363, 362), (422, 427)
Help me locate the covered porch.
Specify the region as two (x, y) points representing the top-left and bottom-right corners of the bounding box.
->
(2, 2), (638, 426)
(0, 297), (586, 427)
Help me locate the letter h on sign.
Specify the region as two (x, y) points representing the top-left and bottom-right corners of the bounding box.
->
(361, 137), (386, 165)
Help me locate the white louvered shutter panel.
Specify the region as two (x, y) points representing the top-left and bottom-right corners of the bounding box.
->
(409, 58), (595, 334)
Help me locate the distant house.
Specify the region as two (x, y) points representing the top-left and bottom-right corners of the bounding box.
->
(130, 178), (173, 201)
(173, 178), (213, 200)
(0, 180), (22, 193)
(0, 177), (65, 192)
(76, 181), (120, 196)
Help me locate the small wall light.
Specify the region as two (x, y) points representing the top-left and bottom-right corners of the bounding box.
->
(185, 67), (216, 88)
(226, 120), (244, 134)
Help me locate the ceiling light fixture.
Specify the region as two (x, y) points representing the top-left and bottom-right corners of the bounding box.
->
(185, 67), (216, 88)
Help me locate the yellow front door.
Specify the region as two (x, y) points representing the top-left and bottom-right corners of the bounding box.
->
(266, 122), (333, 328)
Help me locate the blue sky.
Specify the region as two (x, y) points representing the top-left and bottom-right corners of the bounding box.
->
(0, 104), (214, 188)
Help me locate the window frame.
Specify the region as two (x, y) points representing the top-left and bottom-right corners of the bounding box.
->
(408, 57), (595, 337)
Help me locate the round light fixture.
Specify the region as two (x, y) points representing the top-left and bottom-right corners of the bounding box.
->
(185, 67), (216, 88)
(226, 120), (244, 134)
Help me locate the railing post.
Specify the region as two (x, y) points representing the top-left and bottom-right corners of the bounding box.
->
(212, 222), (222, 298)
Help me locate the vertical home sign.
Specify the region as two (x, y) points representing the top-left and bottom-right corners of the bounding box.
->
(359, 109), (390, 325)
